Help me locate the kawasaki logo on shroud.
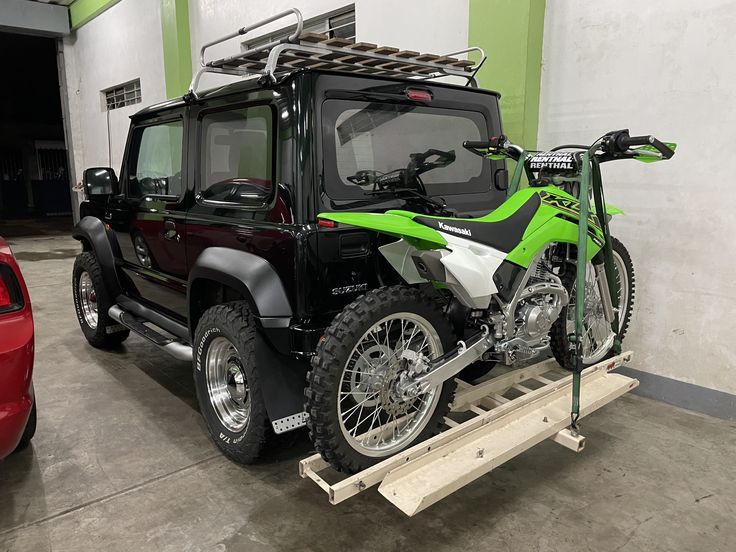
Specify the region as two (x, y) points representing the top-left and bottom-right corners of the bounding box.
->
(437, 221), (472, 237)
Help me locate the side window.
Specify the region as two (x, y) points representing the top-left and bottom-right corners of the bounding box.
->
(199, 105), (273, 206)
(127, 120), (184, 199)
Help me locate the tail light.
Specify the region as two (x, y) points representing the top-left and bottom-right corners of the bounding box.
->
(318, 218), (337, 228)
(0, 264), (23, 314)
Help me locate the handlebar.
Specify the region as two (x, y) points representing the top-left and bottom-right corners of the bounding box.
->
(613, 132), (675, 159)
(464, 129), (675, 163)
(462, 135), (508, 151)
(463, 140), (492, 149)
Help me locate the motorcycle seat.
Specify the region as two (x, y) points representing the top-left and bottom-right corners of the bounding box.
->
(409, 194), (541, 253)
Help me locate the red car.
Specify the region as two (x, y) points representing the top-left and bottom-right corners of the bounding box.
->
(0, 236), (36, 459)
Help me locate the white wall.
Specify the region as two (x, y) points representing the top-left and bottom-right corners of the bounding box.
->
(188, 0), (469, 90)
(538, 0), (736, 394)
(63, 0), (167, 191)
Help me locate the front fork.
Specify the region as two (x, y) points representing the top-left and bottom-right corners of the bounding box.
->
(594, 262), (616, 324)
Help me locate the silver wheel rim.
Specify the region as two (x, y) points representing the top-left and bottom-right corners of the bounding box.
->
(338, 313), (443, 457)
(566, 250), (629, 364)
(205, 337), (251, 433)
(78, 271), (98, 329)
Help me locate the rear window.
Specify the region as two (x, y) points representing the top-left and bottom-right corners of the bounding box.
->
(322, 99), (490, 201)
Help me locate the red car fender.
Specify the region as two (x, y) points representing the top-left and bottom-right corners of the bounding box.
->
(0, 237), (35, 459)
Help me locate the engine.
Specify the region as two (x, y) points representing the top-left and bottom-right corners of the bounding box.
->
(509, 259), (569, 355)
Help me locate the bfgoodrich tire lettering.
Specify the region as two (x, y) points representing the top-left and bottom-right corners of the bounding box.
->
(193, 301), (269, 464)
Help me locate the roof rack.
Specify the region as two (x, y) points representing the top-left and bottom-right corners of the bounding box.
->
(187, 8), (486, 100)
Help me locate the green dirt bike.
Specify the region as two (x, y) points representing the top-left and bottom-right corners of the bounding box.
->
(306, 129), (675, 473)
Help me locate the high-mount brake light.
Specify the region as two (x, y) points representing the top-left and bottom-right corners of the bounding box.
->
(318, 219), (337, 228)
(406, 89), (432, 102)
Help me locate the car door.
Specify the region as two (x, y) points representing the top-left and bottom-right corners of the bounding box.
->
(184, 101), (298, 306)
(107, 112), (189, 320)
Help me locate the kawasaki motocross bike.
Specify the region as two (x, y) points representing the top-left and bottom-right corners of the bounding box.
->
(306, 129), (675, 473)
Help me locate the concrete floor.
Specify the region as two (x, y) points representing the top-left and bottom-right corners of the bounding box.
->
(1, 235), (735, 552)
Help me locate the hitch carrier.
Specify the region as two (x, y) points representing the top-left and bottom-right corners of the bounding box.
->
(299, 351), (638, 516)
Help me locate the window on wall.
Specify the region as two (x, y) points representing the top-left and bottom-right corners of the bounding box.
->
(103, 79), (142, 111)
(243, 6), (355, 50)
(199, 105), (274, 206)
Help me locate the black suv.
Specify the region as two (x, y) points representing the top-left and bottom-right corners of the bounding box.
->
(72, 67), (506, 462)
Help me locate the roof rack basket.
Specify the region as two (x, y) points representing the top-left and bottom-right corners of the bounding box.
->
(187, 7), (486, 99)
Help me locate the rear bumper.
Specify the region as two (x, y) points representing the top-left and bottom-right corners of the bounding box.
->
(0, 309), (35, 459)
(0, 393), (33, 459)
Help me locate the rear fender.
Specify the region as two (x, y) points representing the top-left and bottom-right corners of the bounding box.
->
(317, 212), (447, 250)
(187, 247), (293, 336)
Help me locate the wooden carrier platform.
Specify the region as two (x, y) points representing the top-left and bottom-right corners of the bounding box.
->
(299, 351), (638, 516)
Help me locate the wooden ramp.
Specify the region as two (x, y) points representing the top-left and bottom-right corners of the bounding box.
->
(300, 351), (637, 516)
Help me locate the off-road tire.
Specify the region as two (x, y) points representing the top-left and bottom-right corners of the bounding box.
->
(305, 285), (457, 474)
(72, 252), (129, 348)
(550, 237), (635, 370)
(193, 302), (269, 464)
(13, 401), (37, 453)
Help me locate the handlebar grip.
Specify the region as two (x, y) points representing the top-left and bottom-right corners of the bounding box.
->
(619, 135), (651, 147)
(617, 134), (675, 159)
(463, 140), (491, 149)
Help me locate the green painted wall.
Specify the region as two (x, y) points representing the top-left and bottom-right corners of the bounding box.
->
(161, 0), (193, 99)
(468, 0), (546, 149)
(69, 0), (121, 30)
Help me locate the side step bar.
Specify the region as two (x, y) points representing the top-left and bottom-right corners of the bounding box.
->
(299, 351), (637, 516)
(108, 305), (193, 362)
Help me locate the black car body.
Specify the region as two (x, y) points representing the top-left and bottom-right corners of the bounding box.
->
(73, 69), (505, 433)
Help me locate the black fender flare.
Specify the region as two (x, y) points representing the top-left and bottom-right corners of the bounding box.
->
(71, 216), (123, 298)
(187, 247), (293, 333)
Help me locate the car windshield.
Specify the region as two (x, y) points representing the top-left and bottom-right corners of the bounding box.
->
(322, 100), (491, 202)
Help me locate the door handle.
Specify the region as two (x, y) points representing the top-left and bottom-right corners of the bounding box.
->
(163, 219), (180, 242)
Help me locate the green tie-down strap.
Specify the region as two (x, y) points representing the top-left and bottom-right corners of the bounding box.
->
(570, 152), (591, 429)
(571, 371), (581, 429)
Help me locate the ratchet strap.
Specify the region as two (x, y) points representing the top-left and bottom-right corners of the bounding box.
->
(570, 152), (591, 431)
(570, 154), (622, 431)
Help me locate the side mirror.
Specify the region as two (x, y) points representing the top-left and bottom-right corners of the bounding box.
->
(83, 167), (119, 198)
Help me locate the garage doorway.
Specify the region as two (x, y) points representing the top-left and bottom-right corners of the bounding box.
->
(0, 32), (73, 238)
